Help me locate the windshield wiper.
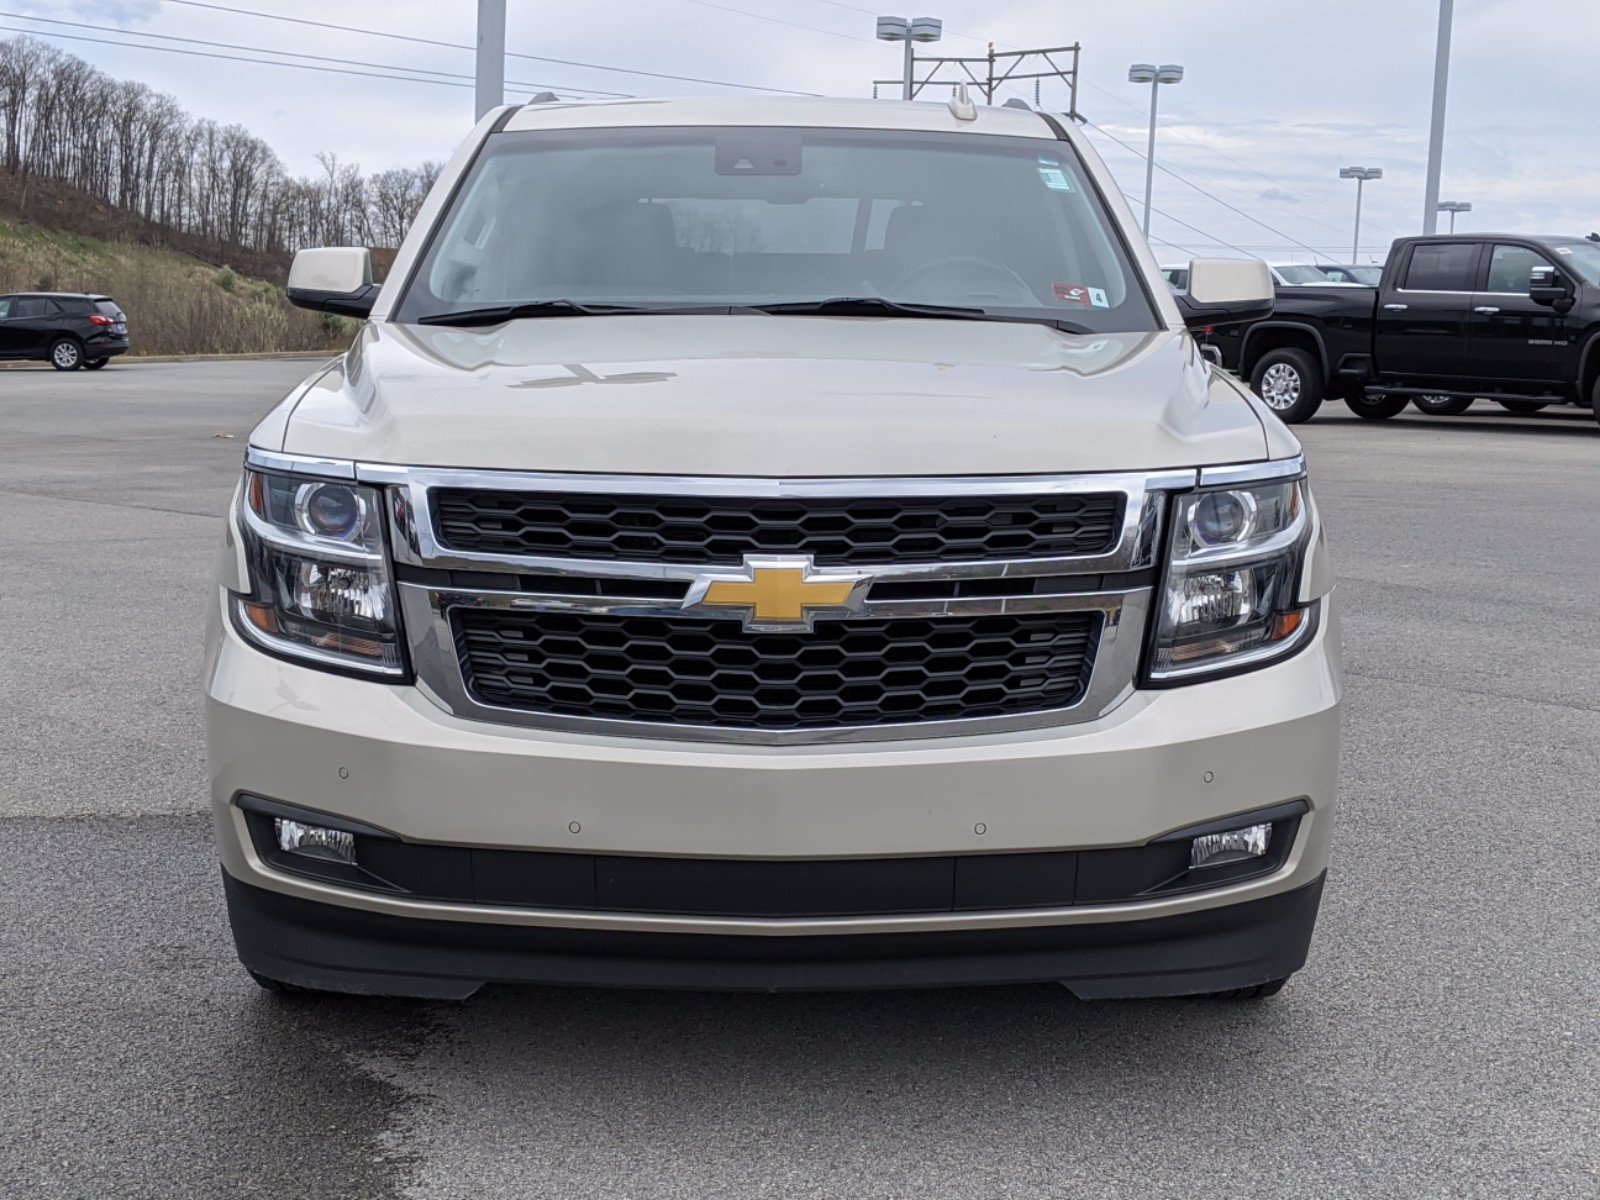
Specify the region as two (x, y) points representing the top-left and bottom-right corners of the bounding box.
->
(750, 296), (987, 320)
(417, 301), (707, 327)
(748, 296), (1095, 335)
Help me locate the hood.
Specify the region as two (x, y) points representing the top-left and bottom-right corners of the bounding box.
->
(272, 316), (1270, 476)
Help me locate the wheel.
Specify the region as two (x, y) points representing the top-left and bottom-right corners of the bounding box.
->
(1207, 977), (1290, 1001)
(1412, 394), (1473, 416)
(1249, 348), (1324, 424)
(1344, 392), (1410, 420)
(49, 338), (83, 371)
(1496, 399), (1548, 414)
(83, 358), (109, 371)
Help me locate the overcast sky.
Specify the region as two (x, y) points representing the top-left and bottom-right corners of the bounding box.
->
(9, 0), (1592, 262)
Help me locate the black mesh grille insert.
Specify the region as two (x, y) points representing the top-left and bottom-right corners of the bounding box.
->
(454, 608), (1101, 731)
(432, 489), (1124, 565)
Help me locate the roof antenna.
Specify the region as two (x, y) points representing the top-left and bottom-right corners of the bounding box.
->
(948, 81), (977, 121)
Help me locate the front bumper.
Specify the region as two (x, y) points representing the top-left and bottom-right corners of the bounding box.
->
(206, 589), (1341, 995)
(225, 868), (1326, 998)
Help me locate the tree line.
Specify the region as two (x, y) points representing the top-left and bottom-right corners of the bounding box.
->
(0, 35), (440, 255)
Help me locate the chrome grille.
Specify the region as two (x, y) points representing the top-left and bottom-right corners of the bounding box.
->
(456, 608), (1102, 731)
(365, 465), (1184, 744)
(432, 488), (1124, 565)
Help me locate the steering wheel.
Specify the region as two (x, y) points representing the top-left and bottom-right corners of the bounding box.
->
(892, 256), (1038, 304)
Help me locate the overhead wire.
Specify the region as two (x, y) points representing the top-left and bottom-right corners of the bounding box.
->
(0, 24), (510, 89)
(1075, 74), (1398, 237)
(156, 0), (818, 95)
(0, 11), (631, 96)
(1085, 118), (1331, 259)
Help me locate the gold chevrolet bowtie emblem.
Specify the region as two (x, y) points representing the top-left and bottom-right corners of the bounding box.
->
(686, 556), (869, 632)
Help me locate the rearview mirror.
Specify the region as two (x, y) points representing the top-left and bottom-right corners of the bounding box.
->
(1529, 265), (1573, 312)
(1175, 258), (1274, 329)
(287, 247), (379, 318)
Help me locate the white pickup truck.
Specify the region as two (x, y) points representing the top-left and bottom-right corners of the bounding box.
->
(206, 94), (1340, 1001)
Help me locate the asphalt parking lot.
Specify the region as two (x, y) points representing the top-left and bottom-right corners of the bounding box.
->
(2, 359), (1597, 1199)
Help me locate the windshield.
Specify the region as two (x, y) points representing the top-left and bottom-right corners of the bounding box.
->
(395, 126), (1157, 332)
(1275, 264), (1333, 285)
(1547, 240), (1600, 285)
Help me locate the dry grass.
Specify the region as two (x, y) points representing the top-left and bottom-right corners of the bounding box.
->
(0, 220), (349, 356)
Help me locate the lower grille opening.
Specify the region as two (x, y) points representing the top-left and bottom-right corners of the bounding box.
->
(453, 608), (1102, 731)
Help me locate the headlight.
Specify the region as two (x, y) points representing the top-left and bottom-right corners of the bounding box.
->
(230, 469), (406, 678)
(1147, 472), (1317, 682)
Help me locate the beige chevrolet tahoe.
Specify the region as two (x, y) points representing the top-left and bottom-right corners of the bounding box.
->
(206, 94), (1340, 1000)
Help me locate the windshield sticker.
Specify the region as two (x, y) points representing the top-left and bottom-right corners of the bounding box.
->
(1054, 283), (1110, 307)
(1036, 158), (1074, 192)
(1555, 246), (1573, 255)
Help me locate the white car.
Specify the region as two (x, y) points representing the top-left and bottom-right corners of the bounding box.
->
(1268, 263), (1356, 287)
(207, 94), (1340, 1001)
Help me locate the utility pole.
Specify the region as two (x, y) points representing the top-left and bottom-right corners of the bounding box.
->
(1421, 0), (1453, 235)
(475, 0), (506, 121)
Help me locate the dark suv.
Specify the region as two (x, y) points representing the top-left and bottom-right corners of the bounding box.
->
(0, 292), (129, 370)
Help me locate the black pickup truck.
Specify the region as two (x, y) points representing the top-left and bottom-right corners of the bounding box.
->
(1207, 233), (1600, 425)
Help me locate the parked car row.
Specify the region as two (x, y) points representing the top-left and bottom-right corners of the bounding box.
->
(0, 292), (129, 370)
(1163, 262), (1380, 292)
(1200, 233), (1600, 428)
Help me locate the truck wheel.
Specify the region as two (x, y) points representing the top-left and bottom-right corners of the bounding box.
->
(1413, 394), (1473, 416)
(49, 337), (84, 371)
(1496, 400), (1547, 414)
(1249, 348), (1324, 423)
(1344, 392), (1409, 420)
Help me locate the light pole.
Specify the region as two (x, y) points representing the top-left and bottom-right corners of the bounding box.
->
(1437, 200), (1471, 233)
(1422, 0), (1455, 234)
(876, 16), (943, 100)
(1128, 63), (1183, 238)
(1339, 166), (1383, 262)
(475, 0), (506, 121)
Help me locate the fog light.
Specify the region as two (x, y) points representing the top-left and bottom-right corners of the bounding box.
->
(1190, 822), (1270, 869)
(274, 818), (355, 864)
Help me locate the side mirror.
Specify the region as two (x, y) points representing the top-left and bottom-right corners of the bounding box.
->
(1175, 258), (1274, 329)
(1529, 265), (1573, 313)
(287, 247), (379, 318)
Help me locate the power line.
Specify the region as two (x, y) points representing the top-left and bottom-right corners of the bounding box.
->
(0, 25), (497, 89)
(157, 0), (817, 95)
(1086, 118), (1330, 259)
(1076, 74), (1398, 237)
(0, 11), (630, 97)
(679, 0), (865, 42)
(1118, 190), (1255, 258)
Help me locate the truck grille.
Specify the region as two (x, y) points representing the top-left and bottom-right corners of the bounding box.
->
(432, 489), (1123, 566)
(454, 608), (1102, 732)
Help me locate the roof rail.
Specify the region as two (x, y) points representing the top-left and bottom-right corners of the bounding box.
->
(1002, 97), (1033, 110)
(527, 91), (560, 104)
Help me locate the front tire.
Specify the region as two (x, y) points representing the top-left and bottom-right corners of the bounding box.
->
(83, 357), (109, 371)
(1344, 392), (1410, 420)
(1496, 399), (1548, 414)
(49, 338), (83, 371)
(1249, 348), (1324, 424)
(1413, 394), (1473, 416)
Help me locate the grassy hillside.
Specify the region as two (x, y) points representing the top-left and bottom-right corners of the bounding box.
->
(0, 218), (348, 357)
